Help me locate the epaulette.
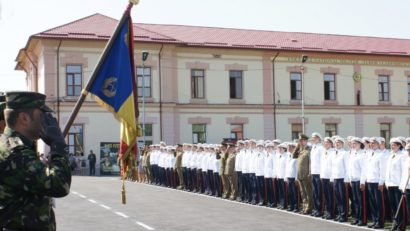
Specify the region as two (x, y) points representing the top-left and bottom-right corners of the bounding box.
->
(7, 137), (25, 150)
(0, 135), (24, 150)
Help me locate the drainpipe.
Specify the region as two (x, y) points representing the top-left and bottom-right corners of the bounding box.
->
(56, 40), (62, 124)
(272, 52), (280, 138)
(158, 44), (164, 141)
(24, 50), (38, 92)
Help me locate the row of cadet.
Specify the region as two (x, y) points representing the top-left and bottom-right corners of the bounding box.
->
(139, 134), (410, 231)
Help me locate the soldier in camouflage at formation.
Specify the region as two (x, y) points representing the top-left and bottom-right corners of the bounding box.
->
(0, 91), (71, 231)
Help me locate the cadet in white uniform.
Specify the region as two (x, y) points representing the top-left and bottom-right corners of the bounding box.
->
(399, 143), (410, 229)
(235, 141), (245, 201)
(364, 137), (385, 229)
(276, 143), (288, 209)
(331, 137), (349, 222)
(255, 141), (266, 205)
(385, 138), (406, 231)
(264, 142), (276, 208)
(348, 137), (367, 226)
(320, 137), (335, 220)
(310, 132), (324, 217)
(285, 142), (299, 212)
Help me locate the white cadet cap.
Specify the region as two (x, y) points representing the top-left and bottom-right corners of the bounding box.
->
(398, 137), (406, 144)
(406, 143), (410, 150)
(351, 137), (363, 144)
(370, 137), (381, 144)
(406, 137), (410, 143)
(334, 137), (345, 144)
(278, 143), (287, 149)
(311, 132), (322, 140)
(273, 139), (282, 144)
(323, 137), (334, 144)
(266, 142), (274, 147)
(362, 137), (370, 143)
(390, 137), (402, 144)
(287, 142), (297, 147)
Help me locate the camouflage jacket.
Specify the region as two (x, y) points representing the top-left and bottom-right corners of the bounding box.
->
(0, 127), (71, 230)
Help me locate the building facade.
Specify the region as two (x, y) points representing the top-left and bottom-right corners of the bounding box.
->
(15, 13), (410, 164)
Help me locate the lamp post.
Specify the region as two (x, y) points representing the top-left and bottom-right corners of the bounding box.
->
(301, 55), (308, 134)
(142, 51), (149, 145)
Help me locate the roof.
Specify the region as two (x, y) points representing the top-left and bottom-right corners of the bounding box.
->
(27, 13), (410, 55)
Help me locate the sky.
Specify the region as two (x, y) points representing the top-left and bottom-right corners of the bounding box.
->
(0, 0), (409, 92)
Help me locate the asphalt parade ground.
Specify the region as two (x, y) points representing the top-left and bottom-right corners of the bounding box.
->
(55, 176), (373, 231)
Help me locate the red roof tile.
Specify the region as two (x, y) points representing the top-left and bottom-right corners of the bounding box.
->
(33, 13), (410, 56)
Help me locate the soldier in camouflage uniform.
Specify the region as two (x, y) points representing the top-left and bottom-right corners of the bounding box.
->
(0, 91), (72, 231)
(292, 134), (313, 215)
(0, 93), (5, 133)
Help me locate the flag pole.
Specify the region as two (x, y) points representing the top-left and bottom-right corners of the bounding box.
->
(62, 1), (137, 137)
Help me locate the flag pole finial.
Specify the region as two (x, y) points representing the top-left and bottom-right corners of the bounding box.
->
(129, 0), (139, 5)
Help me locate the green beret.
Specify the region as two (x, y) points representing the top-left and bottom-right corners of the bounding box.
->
(5, 91), (53, 112)
(298, 134), (309, 140)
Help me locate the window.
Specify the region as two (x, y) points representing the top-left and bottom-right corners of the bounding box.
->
(290, 72), (302, 100)
(378, 75), (389, 101)
(138, 123), (153, 146)
(191, 69), (205, 98)
(407, 77), (410, 102)
(137, 67), (151, 97)
(67, 124), (83, 155)
(139, 123), (153, 136)
(380, 123), (391, 146)
(325, 124), (337, 137)
(66, 65), (82, 96)
(291, 124), (302, 141)
(192, 124), (206, 143)
(230, 124), (243, 140)
(324, 73), (336, 100)
(229, 70), (243, 99)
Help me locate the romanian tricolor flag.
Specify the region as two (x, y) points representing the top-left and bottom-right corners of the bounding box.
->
(88, 12), (139, 188)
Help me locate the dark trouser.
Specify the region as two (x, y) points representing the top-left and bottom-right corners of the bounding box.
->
(191, 168), (197, 191)
(197, 169), (203, 192)
(186, 168), (192, 190)
(236, 171), (243, 200)
(288, 178), (297, 210)
(150, 165), (156, 184)
(265, 177), (274, 206)
(333, 179), (348, 220)
(160, 167), (166, 185)
(368, 183), (383, 225)
(153, 164), (160, 184)
(89, 162), (96, 175)
(182, 167), (188, 189)
(256, 176), (265, 204)
(277, 178), (286, 208)
(311, 174), (322, 214)
(249, 173), (257, 203)
(388, 186), (406, 231)
(322, 178), (334, 218)
(351, 181), (367, 223)
(207, 170), (214, 194)
(165, 168), (171, 186)
(273, 178), (278, 207)
(201, 171), (207, 193)
(243, 173), (250, 202)
(406, 189), (410, 225)
(214, 172), (221, 196)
